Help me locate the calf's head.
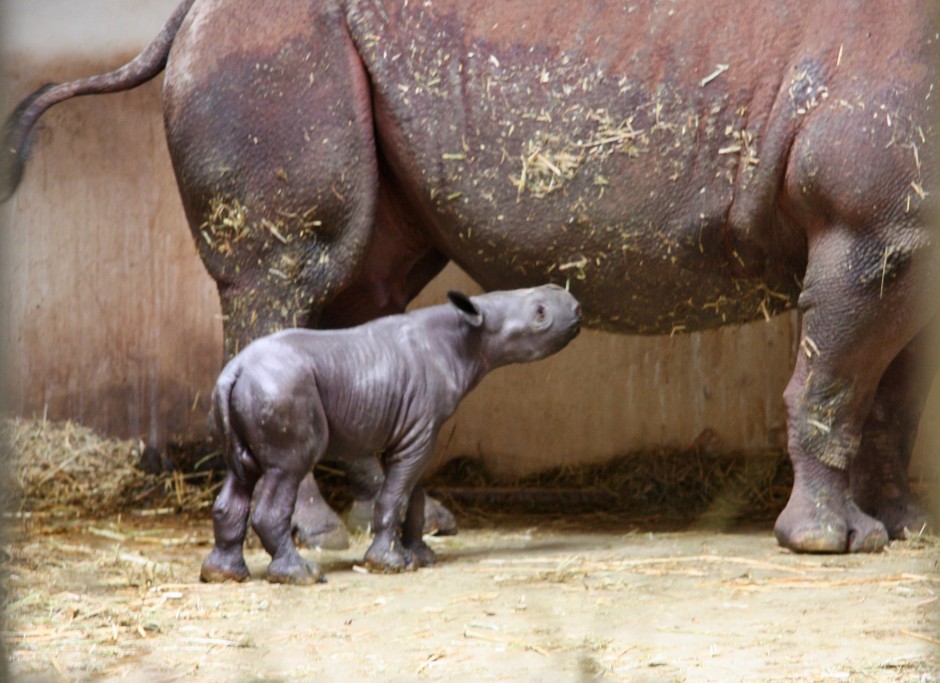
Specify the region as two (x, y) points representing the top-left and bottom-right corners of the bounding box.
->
(448, 284), (581, 366)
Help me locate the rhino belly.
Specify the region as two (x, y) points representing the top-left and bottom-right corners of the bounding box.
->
(350, 0), (810, 333)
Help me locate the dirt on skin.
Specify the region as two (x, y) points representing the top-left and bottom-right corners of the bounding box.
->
(2, 512), (938, 683)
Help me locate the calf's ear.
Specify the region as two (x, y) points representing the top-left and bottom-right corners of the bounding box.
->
(447, 290), (484, 328)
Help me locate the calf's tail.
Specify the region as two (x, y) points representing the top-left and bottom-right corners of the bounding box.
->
(210, 361), (256, 486)
(0, 0), (197, 201)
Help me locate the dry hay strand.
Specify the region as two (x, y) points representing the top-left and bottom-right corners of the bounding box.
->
(513, 135), (584, 199)
(1, 417), (218, 516)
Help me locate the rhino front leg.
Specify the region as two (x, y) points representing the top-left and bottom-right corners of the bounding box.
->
(850, 334), (933, 538)
(343, 456), (458, 537)
(775, 227), (930, 553)
(253, 467), (323, 585)
(364, 436), (435, 573)
(401, 485), (437, 568)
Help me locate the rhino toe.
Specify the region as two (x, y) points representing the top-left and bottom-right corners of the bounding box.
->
(200, 549), (251, 583)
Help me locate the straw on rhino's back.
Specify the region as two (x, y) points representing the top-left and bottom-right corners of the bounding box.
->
(345, 0), (934, 333)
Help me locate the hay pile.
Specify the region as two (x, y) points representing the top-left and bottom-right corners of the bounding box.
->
(427, 448), (794, 525)
(2, 416), (794, 525)
(1, 418), (218, 516)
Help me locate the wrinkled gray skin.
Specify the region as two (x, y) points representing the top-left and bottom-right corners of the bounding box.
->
(200, 285), (581, 584)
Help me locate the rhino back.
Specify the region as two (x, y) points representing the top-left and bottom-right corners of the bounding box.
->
(267, 312), (465, 457)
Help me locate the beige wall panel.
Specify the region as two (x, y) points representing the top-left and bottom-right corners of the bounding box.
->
(1, 61), (223, 446)
(412, 270), (799, 478)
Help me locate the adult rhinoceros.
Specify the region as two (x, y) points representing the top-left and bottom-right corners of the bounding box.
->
(3, 0), (936, 553)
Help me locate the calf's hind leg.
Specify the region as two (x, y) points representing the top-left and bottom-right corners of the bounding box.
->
(253, 464), (323, 585)
(200, 469), (260, 582)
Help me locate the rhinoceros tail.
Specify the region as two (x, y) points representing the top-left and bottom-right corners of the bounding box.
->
(0, 0), (198, 202)
(210, 360), (257, 486)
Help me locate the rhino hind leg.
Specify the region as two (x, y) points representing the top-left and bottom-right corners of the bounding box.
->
(423, 495), (459, 536)
(850, 334), (933, 539)
(252, 467), (323, 585)
(346, 492), (458, 537)
(771, 90), (938, 554)
(201, 469), (259, 583)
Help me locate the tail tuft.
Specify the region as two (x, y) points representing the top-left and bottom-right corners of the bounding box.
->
(0, 84), (56, 202)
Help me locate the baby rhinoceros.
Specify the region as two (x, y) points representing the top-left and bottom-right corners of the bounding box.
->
(200, 284), (581, 584)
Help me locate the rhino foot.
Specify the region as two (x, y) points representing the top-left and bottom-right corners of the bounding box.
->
(845, 500), (891, 552)
(423, 495), (458, 536)
(293, 521), (350, 551)
(266, 554), (323, 585)
(404, 539), (437, 568)
(852, 469), (929, 541)
(291, 474), (351, 550)
(346, 495), (458, 537)
(873, 498), (930, 540)
(363, 536), (418, 574)
(200, 548), (250, 583)
(775, 488), (888, 554)
(346, 499), (374, 534)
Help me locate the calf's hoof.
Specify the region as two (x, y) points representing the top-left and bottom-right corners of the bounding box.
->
(363, 541), (417, 574)
(775, 492), (888, 554)
(405, 540), (437, 568)
(200, 550), (250, 583)
(266, 554), (323, 585)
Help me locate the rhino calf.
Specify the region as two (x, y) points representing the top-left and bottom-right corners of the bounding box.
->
(200, 285), (580, 584)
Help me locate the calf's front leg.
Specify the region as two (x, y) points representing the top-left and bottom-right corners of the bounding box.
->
(363, 435), (435, 573)
(402, 485), (437, 567)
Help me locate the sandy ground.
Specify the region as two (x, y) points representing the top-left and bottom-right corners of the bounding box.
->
(2, 512), (938, 683)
